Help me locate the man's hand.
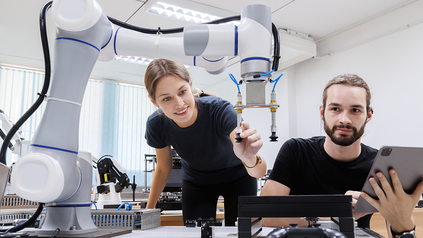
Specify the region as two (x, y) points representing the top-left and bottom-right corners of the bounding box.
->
(345, 190), (373, 220)
(360, 169), (423, 233)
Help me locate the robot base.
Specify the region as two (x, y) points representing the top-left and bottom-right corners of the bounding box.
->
(31, 229), (132, 238)
(95, 182), (122, 209)
(36, 206), (97, 235)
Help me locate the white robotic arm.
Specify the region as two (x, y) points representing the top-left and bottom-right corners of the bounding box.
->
(48, 0), (273, 76)
(7, 0), (276, 235)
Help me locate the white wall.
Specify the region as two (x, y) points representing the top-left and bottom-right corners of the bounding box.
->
(207, 1), (423, 169)
(293, 21), (423, 149)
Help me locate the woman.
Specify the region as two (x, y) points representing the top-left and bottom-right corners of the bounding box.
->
(144, 58), (267, 226)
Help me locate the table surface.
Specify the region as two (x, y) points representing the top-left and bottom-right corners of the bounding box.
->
(370, 207), (423, 238)
(3, 207), (422, 238)
(5, 223), (387, 238)
(94, 226), (386, 238)
(116, 226), (274, 238)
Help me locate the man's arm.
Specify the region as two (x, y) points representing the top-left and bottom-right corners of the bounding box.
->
(260, 179), (311, 227)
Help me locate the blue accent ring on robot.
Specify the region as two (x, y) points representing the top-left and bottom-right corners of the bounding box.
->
(56, 37), (100, 52)
(241, 57), (270, 63)
(30, 144), (78, 154)
(202, 57), (225, 63)
(113, 27), (122, 55)
(234, 25), (238, 56)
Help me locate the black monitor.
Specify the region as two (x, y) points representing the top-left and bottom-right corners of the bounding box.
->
(163, 159), (182, 192)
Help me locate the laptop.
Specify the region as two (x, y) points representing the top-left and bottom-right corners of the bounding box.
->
(0, 163), (9, 210)
(355, 146), (423, 212)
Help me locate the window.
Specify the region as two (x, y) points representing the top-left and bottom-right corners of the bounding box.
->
(0, 66), (156, 189)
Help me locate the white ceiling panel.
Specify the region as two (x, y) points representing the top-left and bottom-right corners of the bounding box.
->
(270, 0), (415, 40)
(97, 0), (146, 22)
(0, 0), (418, 89)
(190, 0), (293, 15)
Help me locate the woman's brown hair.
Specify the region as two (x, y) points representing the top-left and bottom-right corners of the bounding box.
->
(144, 58), (192, 101)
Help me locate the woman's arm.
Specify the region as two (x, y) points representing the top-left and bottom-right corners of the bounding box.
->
(146, 146), (173, 209)
(231, 121), (267, 178)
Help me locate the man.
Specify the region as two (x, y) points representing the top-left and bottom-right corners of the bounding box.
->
(260, 74), (423, 237)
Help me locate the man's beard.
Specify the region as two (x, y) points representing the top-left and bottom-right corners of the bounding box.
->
(323, 118), (366, 146)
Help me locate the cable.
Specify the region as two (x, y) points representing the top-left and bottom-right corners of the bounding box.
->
(1, 223), (23, 234)
(0, 1), (51, 232)
(270, 72), (284, 91)
(0, 223), (13, 227)
(229, 74), (241, 93)
(92, 202), (98, 211)
(260, 69), (275, 77)
(0, 1), (52, 166)
(117, 202), (132, 211)
(0, 203), (44, 234)
(271, 22), (281, 71)
(108, 15), (241, 35)
(0, 129), (13, 150)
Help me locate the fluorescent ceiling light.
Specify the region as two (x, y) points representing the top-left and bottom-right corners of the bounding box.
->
(114, 55), (153, 65)
(147, 1), (221, 24)
(113, 55), (190, 68)
(115, 2), (233, 65)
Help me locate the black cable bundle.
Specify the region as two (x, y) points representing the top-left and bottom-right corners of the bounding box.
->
(0, 1), (52, 166)
(0, 1), (52, 234)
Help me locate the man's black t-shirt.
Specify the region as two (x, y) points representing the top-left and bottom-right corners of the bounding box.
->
(268, 136), (378, 227)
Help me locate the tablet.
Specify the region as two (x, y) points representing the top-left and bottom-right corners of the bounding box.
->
(355, 146), (423, 212)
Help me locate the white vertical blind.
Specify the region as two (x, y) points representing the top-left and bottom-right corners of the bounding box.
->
(0, 66), (156, 189)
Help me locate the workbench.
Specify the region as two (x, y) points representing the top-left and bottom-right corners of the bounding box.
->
(117, 226), (272, 237)
(370, 207), (423, 238)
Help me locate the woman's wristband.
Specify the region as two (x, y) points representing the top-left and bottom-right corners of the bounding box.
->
(243, 154), (262, 168)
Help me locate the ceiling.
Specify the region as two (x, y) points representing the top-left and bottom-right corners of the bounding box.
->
(0, 0), (415, 89)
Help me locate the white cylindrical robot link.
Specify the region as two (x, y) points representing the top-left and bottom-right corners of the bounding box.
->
(184, 24), (237, 57)
(51, 0), (103, 32)
(194, 56), (228, 75)
(11, 152), (74, 202)
(238, 4), (272, 82)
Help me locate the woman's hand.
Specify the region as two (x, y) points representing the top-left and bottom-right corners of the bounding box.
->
(231, 121), (267, 178)
(233, 121), (262, 162)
